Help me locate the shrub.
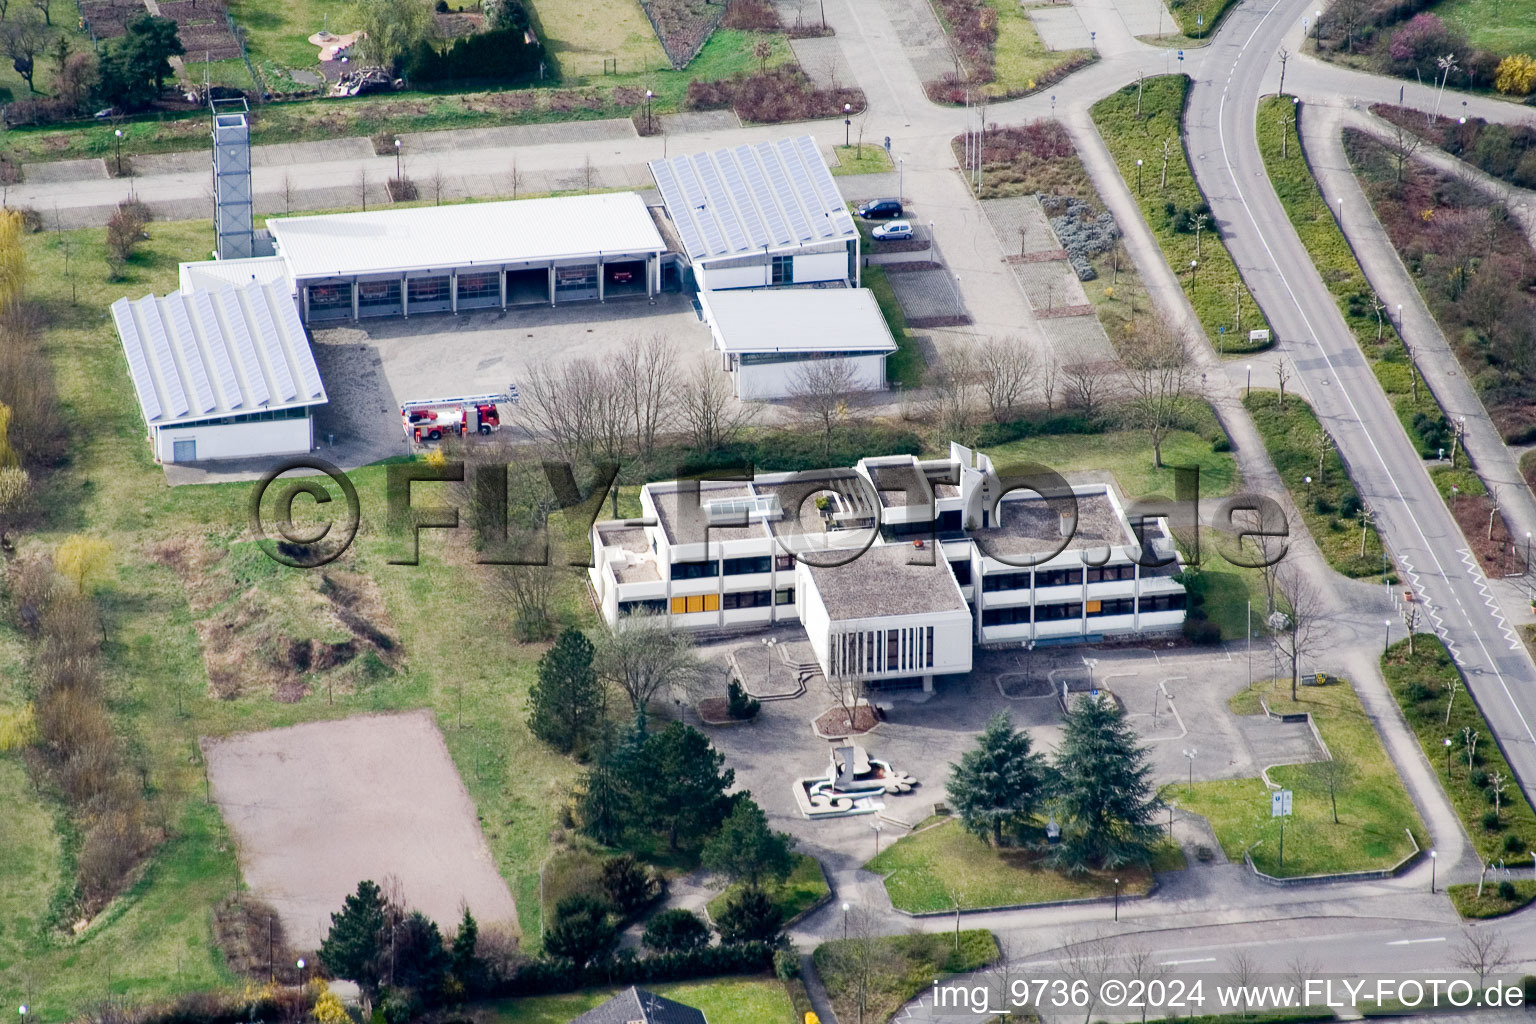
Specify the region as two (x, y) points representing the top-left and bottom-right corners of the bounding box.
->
(722, 0), (781, 31)
(404, 26), (543, 84)
(1182, 616), (1222, 646)
(1499, 879), (1518, 900)
(105, 201), (151, 276)
(1472, 769), (1489, 789)
(600, 853), (660, 917)
(1483, 809), (1502, 830)
(774, 946), (800, 980)
(642, 908), (710, 953)
(1505, 833), (1525, 853)
(713, 887), (782, 943)
(726, 679), (761, 720)
(543, 894), (618, 967)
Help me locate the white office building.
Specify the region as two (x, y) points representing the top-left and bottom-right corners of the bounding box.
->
(589, 444), (1188, 688)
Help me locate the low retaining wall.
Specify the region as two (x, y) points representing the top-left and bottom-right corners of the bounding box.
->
(1242, 828), (1422, 887)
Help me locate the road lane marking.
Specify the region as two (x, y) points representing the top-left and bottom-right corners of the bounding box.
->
(1159, 957), (1218, 965)
(1386, 937), (1446, 946)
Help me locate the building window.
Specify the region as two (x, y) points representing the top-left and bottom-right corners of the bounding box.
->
(1086, 565), (1136, 584)
(774, 555), (794, 571)
(1036, 568), (1080, 588)
(1142, 593), (1188, 613)
(457, 272), (499, 302)
(619, 598), (668, 615)
(555, 264), (598, 292)
(982, 570), (1030, 592)
(357, 278), (401, 308)
(937, 509), (963, 536)
(775, 587), (795, 605)
(982, 605), (1032, 627)
(722, 590), (772, 609)
(925, 626), (934, 668)
(1089, 597), (1135, 617)
(949, 560), (972, 585)
(308, 282), (350, 313)
(771, 254), (794, 285)
(1035, 601), (1083, 621)
(723, 555), (772, 575)
(672, 560), (719, 579)
(670, 593), (720, 614)
(407, 276), (450, 303)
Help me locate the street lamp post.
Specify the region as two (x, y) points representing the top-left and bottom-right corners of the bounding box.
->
(761, 636), (777, 692)
(872, 819), (884, 856)
(844, 103), (852, 147)
(1168, 800), (1177, 833)
(1189, 259), (1198, 287)
(1384, 619), (1392, 654)
(1315, 9), (1322, 42)
(1136, 158), (1143, 195)
(899, 156), (904, 201)
(114, 128), (123, 176)
(645, 89), (654, 133)
(1336, 196), (1343, 224)
(1304, 475), (1312, 502)
(1246, 363), (1253, 396)
(297, 958), (306, 987)
(394, 137), (402, 181)
(1113, 878), (1121, 920)
(1430, 849), (1438, 893)
(1182, 747), (1197, 795)
(841, 902), (850, 940)
(1444, 736), (1453, 774)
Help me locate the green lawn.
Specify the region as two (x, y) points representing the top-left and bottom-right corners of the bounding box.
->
(1433, 0), (1536, 55)
(814, 930), (998, 1024)
(983, 417), (1238, 502)
(4, 217), (587, 1019)
(1381, 637), (1536, 866)
(1163, 0), (1239, 40)
(1255, 96), (1448, 455)
(525, 0), (670, 78)
(1447, 880), (1536, 919)
(1241, 394), (1384, 578)
(485, 976), (797, 1024)
(705, 853), (829, 925)
(2, 29), (785, 167)
(830, 144), (893, 176)
(985, 0), (1092, 99)
(860, 264), (923, 388)
(868, 817), (1180, 912)
(1172, 677), (1425, 878)
(1091, 76), (1270, 354)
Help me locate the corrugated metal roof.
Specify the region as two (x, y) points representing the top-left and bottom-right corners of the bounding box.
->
(179, 255), (291, 293)
(111, 281), (327, 428)
(703, 287), (897, 353)
(266, 193), (665, 280)
(649, 134), (858, 261)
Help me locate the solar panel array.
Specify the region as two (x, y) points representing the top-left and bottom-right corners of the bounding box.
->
(649, 133), (857, 261)
(109, 283), (323, 427)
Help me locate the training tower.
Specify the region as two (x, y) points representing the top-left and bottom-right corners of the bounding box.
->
(211, 98), (254, 260)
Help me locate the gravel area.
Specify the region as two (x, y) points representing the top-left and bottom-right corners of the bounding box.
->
(1030, 5), (1092, 49)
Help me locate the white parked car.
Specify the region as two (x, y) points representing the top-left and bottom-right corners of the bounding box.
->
(872, 219), (913, 241)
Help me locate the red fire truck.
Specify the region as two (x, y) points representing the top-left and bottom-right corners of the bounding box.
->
(400, 390), (517, 445)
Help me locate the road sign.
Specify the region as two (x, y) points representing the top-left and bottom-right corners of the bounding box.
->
(1271, 789), (1292, 817)
(884, 136), (892, 152)
(1178, 50), (1184, 62)
(1249, 328), (1271, 343)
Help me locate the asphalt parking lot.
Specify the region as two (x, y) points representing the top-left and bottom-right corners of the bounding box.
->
(309, 292), (714, 466)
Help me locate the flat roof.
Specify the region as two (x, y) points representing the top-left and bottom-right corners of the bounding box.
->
(267, 193), (665, 280)
(649, 135), (858, 262)
(705, 288), (896, 354)
(111, 281), (326, 428)
(974, 489), (1131, 558)
(650, 482), (767, 547)
(179, 255), (291, 294)
(805, 543), (969, 620)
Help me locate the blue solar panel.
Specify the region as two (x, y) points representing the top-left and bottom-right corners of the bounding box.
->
(796, 135), (847, 237)
(273, 286), (324, 399)
(246, 285), (297, 402)
(694, 155), (747, 253)
(135, 296), (189, 418)
(111, 298), (163, 422)
(759, 144), (811, 242)
(737, 146), (788, 246)
(716, 152), (767, 249)
(165, 293), (216, 414)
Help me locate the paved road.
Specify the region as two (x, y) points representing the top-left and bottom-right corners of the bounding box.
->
(1181, 0), (1536, 806)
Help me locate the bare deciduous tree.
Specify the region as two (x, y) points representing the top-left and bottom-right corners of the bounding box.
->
(1119, 941), (1164, 1024)
(355, 167), (369, 211)
(827, 905), (892, 1024)
(1388, 115), (1423, 185)
(790, 357), (860, 463)
(613, 333), (678, 460)
(1306, 755), (1352, 823)
(1452, 927), (1514, 987)
(1272, 564), (1334, 701)
(823, 669), (869, 734)
(926, 342), (982, 442)
(1061, 359), (1120, 421)
(975, 335), (1037, 423)
(508, 158), (524, 199)
(679, 358), (755, 453)
(1122, 321), (1193, 468)
(428, 164), (445, 205)
(595, 606), (707, 714)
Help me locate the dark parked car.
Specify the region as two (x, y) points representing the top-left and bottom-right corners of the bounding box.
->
(856, 198), (903, 220)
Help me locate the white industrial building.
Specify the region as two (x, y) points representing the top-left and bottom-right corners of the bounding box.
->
(649, 135), (859, 293)
(262, 193), (667, 324)
(588, 444), (1188, 689)
(111, 280), (327, 464)
(700, 288), (896, 400)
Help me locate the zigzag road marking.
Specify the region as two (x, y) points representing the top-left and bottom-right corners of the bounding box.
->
(1458, 548), (1523, 652)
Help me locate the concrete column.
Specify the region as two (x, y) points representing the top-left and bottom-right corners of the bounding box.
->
(597, 257), (605, 303)
(647, 255), (656, 297)
(499, 267), (507, 310)
(401, 274), (409, 318)
(450, 270), (458, 314)
(922, 674), (933, 693)
(351, 280), (359, 321)
(301, 285), (311, 324)
(549, 264), (556, 307)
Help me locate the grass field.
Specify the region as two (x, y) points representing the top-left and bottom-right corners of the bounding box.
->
(485, 975), (797, 1024)
(859, 264), (924, 388)
(1, 217), (585, 1019)
(985, 0), (1092, 99)
(1447, 880), (1536, 919)
(530, 0), (671, 77)
(1432, 0), (1536, 56)
(1172, 677), (1425, 878)
(830, 144), (893, 176)
(705, 853), (829, 925)
(1091, 76), (1270, 354)
(814, 930), (998, 1024)
(868, 817), (1180, 912)
(1163, 0), (1238, 40)
(1241, 394), (1385, 578)
(1381, 637), (1536, 867)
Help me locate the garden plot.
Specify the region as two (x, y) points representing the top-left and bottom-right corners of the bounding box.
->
(203, 710), (519, 949)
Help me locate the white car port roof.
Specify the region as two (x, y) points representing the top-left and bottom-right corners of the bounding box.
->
(266, 192), (666, 280)
(649, 134), (858, 262)
(110, 281), (327, 428)
(703, 288), (897, 354)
